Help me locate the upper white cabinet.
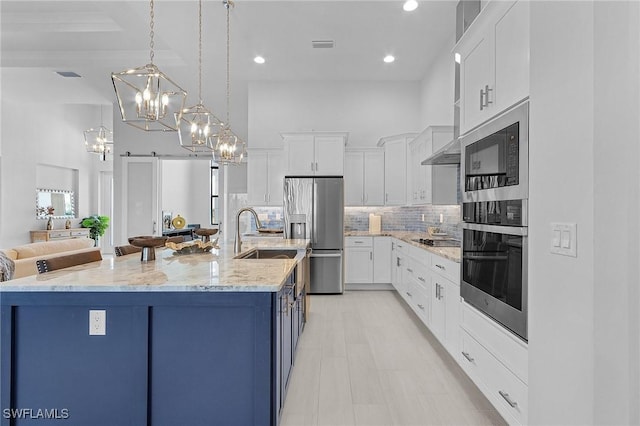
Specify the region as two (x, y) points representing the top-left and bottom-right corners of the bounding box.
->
(247, 149), (284, 206)
(457, 0), (530, 134)
(281, 132), (347, 176)
(344, 150), (385, 206)
(377, 133), (417, 206)
(409, 126), (458, 206)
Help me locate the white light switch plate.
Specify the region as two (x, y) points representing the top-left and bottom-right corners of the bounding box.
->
(89, 310), (106, 336)
(550, 223), (577, 257)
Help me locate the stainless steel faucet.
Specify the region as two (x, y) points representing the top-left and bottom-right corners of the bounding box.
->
(234, 207), (263, 253)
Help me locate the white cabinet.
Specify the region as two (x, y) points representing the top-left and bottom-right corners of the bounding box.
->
(345, 236), (391, 288)
(391, 239), (408, 294)
(409, 126), (458, 205)
(281, 132), (347, 176)
(377, 133), (416, 205)
(345, 237), (373, 284)
(247, 150), (284, 206)
(460, 303), (528, 425)
(344, 150), (385, 206)
(373, 237), (392, 284)
(457, 0), (529, 134)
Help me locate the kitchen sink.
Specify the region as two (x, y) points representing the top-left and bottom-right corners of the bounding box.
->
(234, 249), (299, 260)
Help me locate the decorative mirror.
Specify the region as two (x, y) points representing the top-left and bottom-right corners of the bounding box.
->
(36, 189), (75, 219)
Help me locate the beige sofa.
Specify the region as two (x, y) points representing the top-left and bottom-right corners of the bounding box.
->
(0, 238), (99, 280)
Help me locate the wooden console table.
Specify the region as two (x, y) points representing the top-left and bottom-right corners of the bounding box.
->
(30, 228), (91, 243)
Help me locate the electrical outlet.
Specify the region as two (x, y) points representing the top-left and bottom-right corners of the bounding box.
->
(89, 310), (106, 336)
(439, 213), (444, 223)
(421, 214), (425, 222)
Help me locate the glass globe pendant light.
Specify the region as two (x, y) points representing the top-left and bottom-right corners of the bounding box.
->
(111, 0), (187, 131)
(214, 0), (246, 165)
(177, 0), (222, 152)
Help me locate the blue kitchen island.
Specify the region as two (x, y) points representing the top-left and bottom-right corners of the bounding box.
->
(0, 240), (309, 426)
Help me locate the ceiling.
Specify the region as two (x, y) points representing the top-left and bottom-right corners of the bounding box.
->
(1, 0), (457, 105)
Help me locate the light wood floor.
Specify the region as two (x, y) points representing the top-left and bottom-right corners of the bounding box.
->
(281, 291), (507, 426)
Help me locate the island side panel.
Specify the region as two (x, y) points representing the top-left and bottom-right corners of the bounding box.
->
(5, 303), (149, 426)
(0, 291), (276, 426)
(149, 300), (272, 426)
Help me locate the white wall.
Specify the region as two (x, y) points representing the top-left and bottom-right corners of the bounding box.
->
(0, 102), (110, 247)
(593, 1), (640, 424)
(529, 1), (640, 424)
(247, 81), (422, 149)
(419, 41), (455, 129)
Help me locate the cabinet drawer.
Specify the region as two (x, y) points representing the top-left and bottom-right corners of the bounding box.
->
(345, 237), (373, 247)
(49, 230), (71, 239)
(71, 229), (90, 237)
(460, 330), (528, 425)
(461, 302), (528, 383)
(430, 254), (460, 283)
(413, 278), (430, 325)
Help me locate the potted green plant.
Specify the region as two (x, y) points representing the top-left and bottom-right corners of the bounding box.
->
(80, 215), (110, 246)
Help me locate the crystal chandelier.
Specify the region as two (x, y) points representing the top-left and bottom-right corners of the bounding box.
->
(111, 0), (187, 131)
(214, 0), (246, 164)
(177, 0), (222, 152)
(84, 106), (113, 161)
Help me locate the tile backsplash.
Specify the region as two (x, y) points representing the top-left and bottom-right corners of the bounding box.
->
(344, 205), (461, 240)
(240, 204), (462, 240)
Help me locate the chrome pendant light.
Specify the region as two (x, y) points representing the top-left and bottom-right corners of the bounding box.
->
(214, 0), (246, 164)
(111, 0), (187, 131)
(84, 105), (114, 161)
(177, 0), (222, 152)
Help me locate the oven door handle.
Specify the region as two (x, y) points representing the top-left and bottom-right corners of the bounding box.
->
(464, 255), (509, 261)
(462, 222), (528, 236)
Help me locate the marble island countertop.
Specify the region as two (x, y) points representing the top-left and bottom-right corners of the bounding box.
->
(1, 239), (310, 293)
(345, 230), (461, 262)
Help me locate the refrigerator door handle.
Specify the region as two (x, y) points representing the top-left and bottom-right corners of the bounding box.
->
(312, 180), (318, 245)
(309, 252), (342, 258)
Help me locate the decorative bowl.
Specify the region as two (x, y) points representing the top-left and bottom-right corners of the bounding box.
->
(166, 239), (219, 255)
(128, 236), (168, 247)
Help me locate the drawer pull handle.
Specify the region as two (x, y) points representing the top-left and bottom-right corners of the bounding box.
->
(462, 351), (474, 363)
(499, 391), (518, 408)
(406, 292), (412, 297)
(407, 268), (413, 273)
(417, 304), (425, 310)
(417, 276), (426, 283)
(435, 264), (445, 270)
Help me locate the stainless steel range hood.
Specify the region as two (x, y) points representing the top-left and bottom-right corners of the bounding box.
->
(421, 138), (461, 165)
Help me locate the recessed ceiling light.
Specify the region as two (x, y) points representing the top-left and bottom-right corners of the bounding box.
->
(383, 55), (395, 63)
(254, 56), (265, 64)
(403, 0), (418, 12)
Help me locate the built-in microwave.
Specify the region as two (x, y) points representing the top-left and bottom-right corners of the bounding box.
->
(460, 101), (529, 203)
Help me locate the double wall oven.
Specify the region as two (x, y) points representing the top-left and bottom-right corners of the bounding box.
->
(460, 101), (529, 341)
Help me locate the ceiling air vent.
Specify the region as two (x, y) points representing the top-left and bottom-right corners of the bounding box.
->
(312, 40), (334, 49)
(55, 71), (82, 78)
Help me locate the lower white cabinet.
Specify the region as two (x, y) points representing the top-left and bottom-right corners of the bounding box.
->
(373, 237), (392, 284)
(345, 237), (373, 284)
(460, 303), (528, 425)
(345, 236), (392, 288)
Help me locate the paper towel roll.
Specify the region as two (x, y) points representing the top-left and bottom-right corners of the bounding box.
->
(369, 214), (381, 233)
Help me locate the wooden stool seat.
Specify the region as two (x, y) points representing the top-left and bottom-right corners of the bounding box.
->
(36, 250), (103, 273)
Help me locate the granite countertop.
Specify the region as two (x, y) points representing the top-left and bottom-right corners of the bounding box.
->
(345, 230), (461, 263)
(1, 239), (310, 293)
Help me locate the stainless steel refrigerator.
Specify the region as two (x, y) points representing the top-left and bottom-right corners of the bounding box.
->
(284, 177), (344, 294)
